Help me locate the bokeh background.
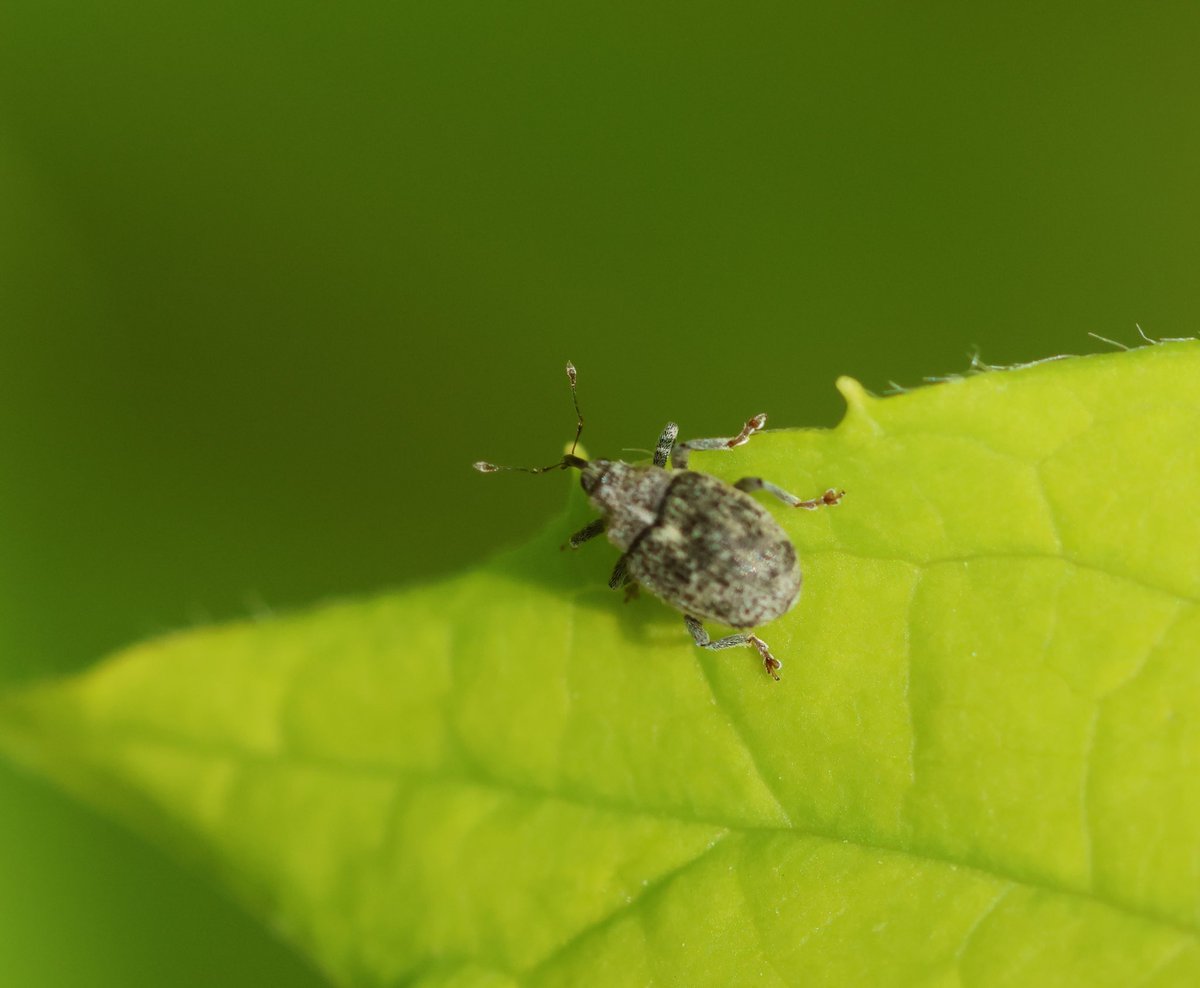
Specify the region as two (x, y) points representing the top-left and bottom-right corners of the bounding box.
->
(1, 3), (1197, 984)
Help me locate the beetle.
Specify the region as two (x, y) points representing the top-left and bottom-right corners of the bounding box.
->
(473, 362), (843, 679)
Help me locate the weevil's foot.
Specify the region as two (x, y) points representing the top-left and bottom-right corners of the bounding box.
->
(726, 413), (768, 449)
(794, 488), (846, 511)
(623, 583), (641, 603)
(749, 635), (782, 681)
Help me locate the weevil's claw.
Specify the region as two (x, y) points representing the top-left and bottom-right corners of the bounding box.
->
(824, 488), (846, 506)
(623, 582), (641, 603)
(749, 635), (781, 681)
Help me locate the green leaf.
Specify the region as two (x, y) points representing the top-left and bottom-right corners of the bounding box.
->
(3, 342), (1199, 987)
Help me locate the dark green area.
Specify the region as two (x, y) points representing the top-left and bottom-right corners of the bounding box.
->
(1, 3), (1197, 985)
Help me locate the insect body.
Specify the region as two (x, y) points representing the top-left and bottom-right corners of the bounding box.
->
(474, 363), (843, 680)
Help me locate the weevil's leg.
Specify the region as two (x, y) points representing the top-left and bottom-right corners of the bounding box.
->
(563, 517), (605, 550)
(653, 422), (679, 468)
(608, 554), (632, 590)
(684, 615), (781, 681)
(671, 413), (768, 470)
(735, 479), (846, 510)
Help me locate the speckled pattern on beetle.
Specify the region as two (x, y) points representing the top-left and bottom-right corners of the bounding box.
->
(474, 362), (844, 680)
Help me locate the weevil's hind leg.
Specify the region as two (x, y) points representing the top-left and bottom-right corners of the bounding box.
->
(653, 422), (679, 468)
(735, 478), (846, 510)
(684, 615), (781, 681)
(563, 517), (605, 550)
(671, 414), (768, 470)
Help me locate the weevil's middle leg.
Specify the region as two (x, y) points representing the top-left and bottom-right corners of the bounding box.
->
(684, 615), (781, 681)
(671, 414), (767, 470)
(609, 554), (632, 590)
(735, 479), (845, 510)
(563, 517), (605, 550)
(608, 554), (642, 601)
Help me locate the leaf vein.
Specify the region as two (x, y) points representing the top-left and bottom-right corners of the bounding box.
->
(691, 651), (793, 828)
(522, 831), (732, 981)
(806, 548), (1197, 607)
(954, 885), (1014, 974)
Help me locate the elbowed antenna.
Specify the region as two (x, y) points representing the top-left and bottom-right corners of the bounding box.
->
(472, 454), (587, 474)
(472, 361), (589, 474)
(565, 360), (583, 456)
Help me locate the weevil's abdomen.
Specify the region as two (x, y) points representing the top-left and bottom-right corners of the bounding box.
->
(625, 472), (801, 628)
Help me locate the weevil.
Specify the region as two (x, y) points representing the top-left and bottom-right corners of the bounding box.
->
(473, 362), (843, 680)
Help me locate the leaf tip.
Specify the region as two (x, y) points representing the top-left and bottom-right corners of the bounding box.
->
(835, 375), (882, 433)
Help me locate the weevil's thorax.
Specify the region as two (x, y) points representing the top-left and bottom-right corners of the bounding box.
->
(579, 460), (672, 550)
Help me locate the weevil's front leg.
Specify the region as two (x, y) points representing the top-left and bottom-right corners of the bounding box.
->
(653, 422), (679, 467)
(735, 478), (845, 510)
(563, 517), (605, 550)
(684, 615), (781, 681)
(671, 413), (767, 470)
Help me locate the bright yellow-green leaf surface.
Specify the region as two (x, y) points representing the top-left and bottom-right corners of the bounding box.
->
(2, 343), (1199, 987)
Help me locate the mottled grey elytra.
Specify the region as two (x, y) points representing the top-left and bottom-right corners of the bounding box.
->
(473, 362), (844, 680)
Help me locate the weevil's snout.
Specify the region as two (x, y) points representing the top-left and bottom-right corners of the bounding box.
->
(579, 460), (607, 495)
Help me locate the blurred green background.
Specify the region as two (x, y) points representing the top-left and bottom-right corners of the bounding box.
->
(0, 3), (1197, 984)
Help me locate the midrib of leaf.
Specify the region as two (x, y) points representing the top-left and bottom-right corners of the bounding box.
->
(4, 695), (1193, 982)
(2, 590), (1195, 933)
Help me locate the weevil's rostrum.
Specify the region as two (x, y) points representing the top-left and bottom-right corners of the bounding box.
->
(474, 362), (843, 680)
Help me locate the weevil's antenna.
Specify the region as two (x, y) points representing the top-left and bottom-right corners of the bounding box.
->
(565, 360), (584, 456)
(472, 361), (589, 475)
(473, 455), (586, 474)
